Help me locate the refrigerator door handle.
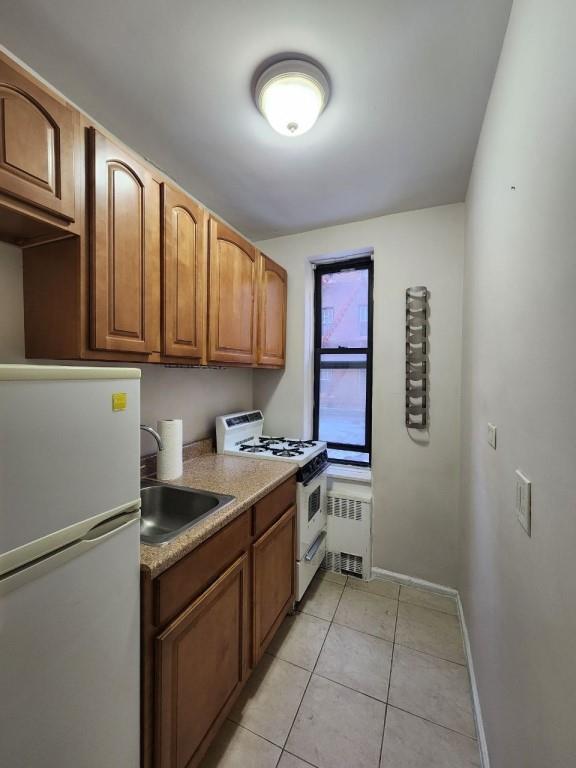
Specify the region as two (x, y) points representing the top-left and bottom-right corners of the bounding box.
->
(82, 510), (141, 543)
(0, 499), (141, 578)
(0, 513), (140, 597)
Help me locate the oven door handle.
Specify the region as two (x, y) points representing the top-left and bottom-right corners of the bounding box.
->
(304, 530), (326, 562)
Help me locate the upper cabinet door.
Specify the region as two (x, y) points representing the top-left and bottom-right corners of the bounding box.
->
(0, 57), (75, 221)
(162, 184), (207, 360)
(89, 128), (160, 354)
(257, 253), (287, 367)
(208, 218), (257, 364)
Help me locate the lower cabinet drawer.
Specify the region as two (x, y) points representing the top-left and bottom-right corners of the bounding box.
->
(154, 510), (251, 627)
(155, 554), (250, 768)
(253, 475), (296, 538)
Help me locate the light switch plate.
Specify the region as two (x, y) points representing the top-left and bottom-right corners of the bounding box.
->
(487, 423), (497, 449)
(514, 470), (531, 536)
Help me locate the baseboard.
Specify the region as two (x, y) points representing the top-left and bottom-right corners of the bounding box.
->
(371, 566), (490, 768)
(371, 566), (458, 596)
(457, 593), (490, 768)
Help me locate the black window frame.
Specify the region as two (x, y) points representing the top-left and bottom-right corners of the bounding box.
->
(312, 257), (374, 466)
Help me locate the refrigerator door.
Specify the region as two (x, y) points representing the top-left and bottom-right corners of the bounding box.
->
(0, 513), (140, 768)
(0, 365), (141, 575)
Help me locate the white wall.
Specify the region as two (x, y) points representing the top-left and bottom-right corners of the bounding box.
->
(0, 242), (253, 453)
(255, 204), (465, 586)
(461, 0), (576, 765)
(138, 364), (252, 454)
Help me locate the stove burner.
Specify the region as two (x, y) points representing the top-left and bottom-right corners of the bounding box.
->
(258, 436), (285, 445)
(271, 448), (303, 457)
(239, 445), (269, 453)
(285, 440), (317, 449)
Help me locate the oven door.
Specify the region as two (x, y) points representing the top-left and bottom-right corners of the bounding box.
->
(296, 468), (328, 561)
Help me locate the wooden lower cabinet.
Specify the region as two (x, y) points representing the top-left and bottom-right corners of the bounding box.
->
(252, 505), (296, 663)
(141, 478), (297, 768)
(155, 554), (249, 768)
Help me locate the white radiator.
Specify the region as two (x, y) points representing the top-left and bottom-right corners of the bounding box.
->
(324, 486), (372, 580)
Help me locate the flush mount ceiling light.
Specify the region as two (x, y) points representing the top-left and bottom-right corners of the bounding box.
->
(255, 59), (330, 137)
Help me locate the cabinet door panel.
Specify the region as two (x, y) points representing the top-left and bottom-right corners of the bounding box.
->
(156, 554), (249, 768)
(0, 58), (75, 221)
(252, 505), (296, 662)
(257, 253), (287, 367)
(208, 218), (257, 364)
(90, 128), (160, 353)
(162, 184), (207, 359)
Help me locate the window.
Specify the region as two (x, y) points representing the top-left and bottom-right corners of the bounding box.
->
(313, 258), (373, 465)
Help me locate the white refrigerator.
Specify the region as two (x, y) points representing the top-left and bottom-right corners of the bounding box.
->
(0, 365), (141, 768)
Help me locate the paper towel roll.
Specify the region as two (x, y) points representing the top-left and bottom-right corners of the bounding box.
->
(157, 419), (183, 481)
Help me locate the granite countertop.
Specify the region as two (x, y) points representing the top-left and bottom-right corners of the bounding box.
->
(140, 453), (296, 578)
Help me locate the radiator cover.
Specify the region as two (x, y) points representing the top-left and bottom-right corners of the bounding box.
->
(324, 488), (372, 580)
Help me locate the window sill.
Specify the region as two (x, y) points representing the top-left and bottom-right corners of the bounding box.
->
(327, 464), (372, 483)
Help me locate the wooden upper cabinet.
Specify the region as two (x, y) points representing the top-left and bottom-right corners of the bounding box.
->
(207, 218), (258, 364)
(89, 128), (160, 354)
(162, 184), (207, 360)
(0, 56), (76, 221)
(257, 253), (287, 367)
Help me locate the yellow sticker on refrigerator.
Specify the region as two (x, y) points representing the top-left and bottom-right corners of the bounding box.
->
(112, 392), (127, 411)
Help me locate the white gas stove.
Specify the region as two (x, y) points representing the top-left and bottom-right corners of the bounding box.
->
(217, 410), (326, 465)
(216, 410), (328, 601)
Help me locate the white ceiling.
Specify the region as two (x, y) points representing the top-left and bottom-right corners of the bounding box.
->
(0, 0), (512, 240)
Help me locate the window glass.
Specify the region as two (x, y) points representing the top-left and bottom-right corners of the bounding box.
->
(328, 448), (370, 464)
(318, 368), (366, 446)
(320, 269), (369, 348)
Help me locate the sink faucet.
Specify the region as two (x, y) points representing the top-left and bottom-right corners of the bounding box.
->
(140, 424), (164, 451)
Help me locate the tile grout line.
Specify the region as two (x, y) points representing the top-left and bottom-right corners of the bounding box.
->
(278, 578), (348, 768)
(222, 719), (288, 756)
(378, 586), (399, 767)
(331, 617), (396, 643)
(399, 598), (458, 617)
(385, 703), (480, 742)
(282, 749), (318, 767)
(311, 670), (389, 705)
(392, 639), (468, 667)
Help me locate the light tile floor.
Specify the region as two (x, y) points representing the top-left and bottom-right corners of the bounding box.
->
(200, 571), (481, 768)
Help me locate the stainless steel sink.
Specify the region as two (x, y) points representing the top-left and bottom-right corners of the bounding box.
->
(139, 481), (234, 545)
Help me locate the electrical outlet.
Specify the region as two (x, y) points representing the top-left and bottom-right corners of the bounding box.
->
(487, 423), (497, 449)
(514, 470), (531, 536)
